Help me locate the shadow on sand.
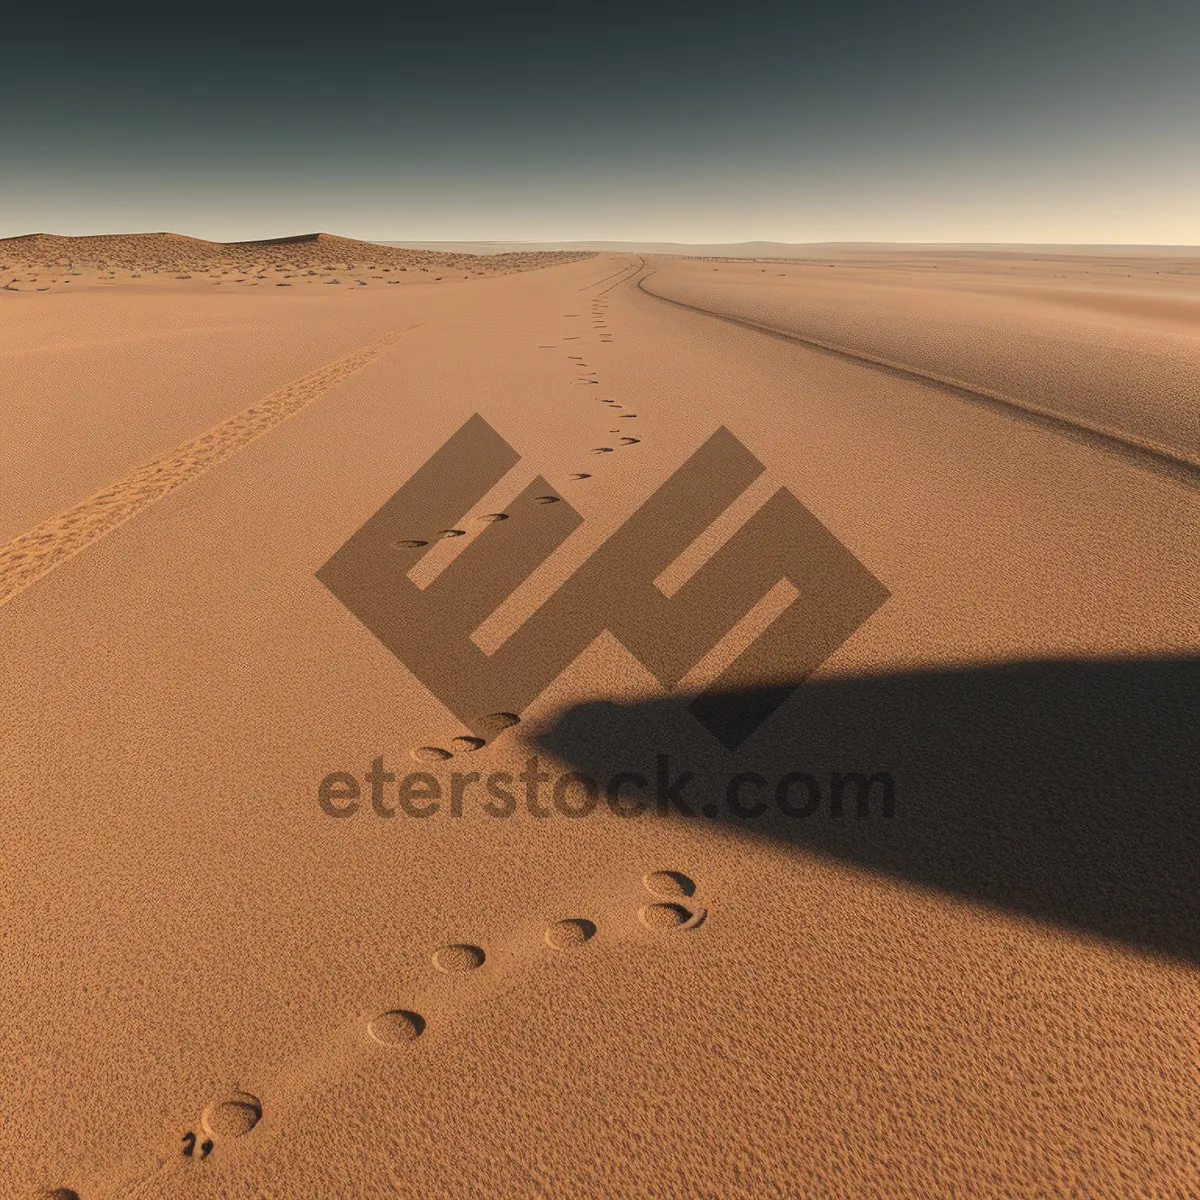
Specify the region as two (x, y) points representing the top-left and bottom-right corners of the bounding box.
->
(533, 656), (1200, 966)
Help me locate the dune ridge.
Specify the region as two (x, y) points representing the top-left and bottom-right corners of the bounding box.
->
(639, 254), (1200, 483)
(0, 231), (592, 275)
(639, 273), (1200, 484)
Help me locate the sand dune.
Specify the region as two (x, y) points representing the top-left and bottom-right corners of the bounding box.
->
(0, 232), (592, 301)
(640, 252), (1200, 475)
(1, 230), (588, 275)
(3, 248), (1197, 1197)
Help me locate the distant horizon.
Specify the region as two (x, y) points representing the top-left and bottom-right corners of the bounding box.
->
(378, 238), (1200, 252)
(5, 230), (1199, 255)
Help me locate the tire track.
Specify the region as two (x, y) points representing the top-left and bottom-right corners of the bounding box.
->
(638, 271), (1200, 488)
(579, 254), (645, 294)
(0, 326), (415, 609)
(578, 257), (636, 291)
(593, 255), (646, 297)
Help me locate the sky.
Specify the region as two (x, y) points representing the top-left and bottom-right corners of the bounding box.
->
(3, 0), (1198, 244)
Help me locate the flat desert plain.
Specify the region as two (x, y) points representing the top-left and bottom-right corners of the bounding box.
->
(2, 236), (1198, 1197)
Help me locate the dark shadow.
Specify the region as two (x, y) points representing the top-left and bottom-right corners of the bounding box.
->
(533, 656), (1200, 965)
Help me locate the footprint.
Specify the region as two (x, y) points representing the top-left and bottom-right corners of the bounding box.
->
(29, 1190), (81, 1200)
(619, 438), (641, 445)
(567, 473), (591, 480)
(432, 944), (486, 972)
(450, 736), (485, 753)
(411, 746), (453, 764)
(545, 918), (597, 950)
(618, 414), (637, 418)
(437, 529), (466, 538)
(638, 902), (691, 929)
(643, 870), (695, 898)
(391, 539), (428, 549)
(368, 1009), (426, 1046)
(533, 495), (560, 504)
(477, 513), (508, 522)
(202, 1091), (262, 1139)
(638, 900), (707, 931)
(591, 447), (613, 454)
(475, 710), (518, 729)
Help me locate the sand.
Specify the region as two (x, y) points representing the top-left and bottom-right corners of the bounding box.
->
(2, 243), (1197, 1197)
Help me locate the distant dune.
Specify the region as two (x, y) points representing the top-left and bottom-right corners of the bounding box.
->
(0, 231), (592, 273)
(10, 233), (1195, 268)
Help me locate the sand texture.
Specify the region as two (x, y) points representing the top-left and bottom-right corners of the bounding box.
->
(2, 247), (1197, 1198)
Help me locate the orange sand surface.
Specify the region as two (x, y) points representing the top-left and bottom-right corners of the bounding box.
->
(2, 246), (1197, 1197)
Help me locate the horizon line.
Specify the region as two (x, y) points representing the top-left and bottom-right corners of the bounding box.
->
(5, 231), (1199, 254)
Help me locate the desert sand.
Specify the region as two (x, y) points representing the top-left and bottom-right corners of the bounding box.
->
(2, 239), (1197, 1197)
